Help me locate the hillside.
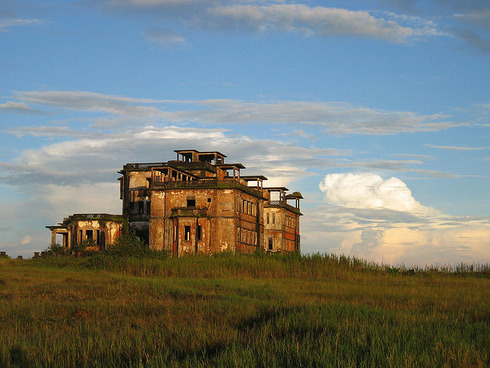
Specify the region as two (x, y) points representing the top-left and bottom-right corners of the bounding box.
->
(0, 253), (488, 367)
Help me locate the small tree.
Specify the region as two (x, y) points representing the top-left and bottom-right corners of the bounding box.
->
(71, 239), (98, 256)
(106, 232), (150, 257)
(46, 243), (70, 256)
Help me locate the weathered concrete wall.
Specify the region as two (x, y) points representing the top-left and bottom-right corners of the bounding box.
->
(263, 207), (300, 252)
(118, 151), (302, 256)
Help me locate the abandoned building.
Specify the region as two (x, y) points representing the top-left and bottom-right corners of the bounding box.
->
(47, 149), (303, 256)
(46, 214), (125, 250)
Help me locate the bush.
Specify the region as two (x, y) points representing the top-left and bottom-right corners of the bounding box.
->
(105, 233), (168, 259)
(46, 243), (70, 256)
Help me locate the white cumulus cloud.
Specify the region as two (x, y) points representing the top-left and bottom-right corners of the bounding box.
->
(319, 173), (436, 215)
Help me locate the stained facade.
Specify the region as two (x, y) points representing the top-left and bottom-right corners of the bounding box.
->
(46, 214), (125, 250)
(48, 149), (302, 256)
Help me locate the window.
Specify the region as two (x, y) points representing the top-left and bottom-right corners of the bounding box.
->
(86, 230), (93, 240)
(272, 213), (275, 224)
(207, 198), (212, 203)
(268, 238), (273, 250)
(187, 199), (196, 207)
(267, 213), (270, 224)
(197, 225), (202, 241)
(139, 201), (144, 214)
(184, 226), (191, 241)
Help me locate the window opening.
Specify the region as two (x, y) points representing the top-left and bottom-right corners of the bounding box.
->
(187, 199), (196, 207)
(268, 238), (273, 250)
(197, 225), (202, 241)
(184, 226), (191, 241)
(86, 230), (93, 241)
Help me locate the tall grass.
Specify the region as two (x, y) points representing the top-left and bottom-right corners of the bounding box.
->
(0, 254), (488, 367)
(31, 251), (490, 279)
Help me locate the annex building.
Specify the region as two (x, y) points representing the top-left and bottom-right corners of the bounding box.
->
(47, 149), (303, 256)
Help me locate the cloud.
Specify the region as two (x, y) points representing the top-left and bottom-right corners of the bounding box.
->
(94, 1), (443, 43)
(319, 173), (437, 215)
(304, 204), (489, 266)
(0, 101), (47, 114)
(0, 124), (339, 189)
(7, 91), (461, 135)
(425, 144), (489, 151)
(5, 126), (99, 138)
(0, 18), (42, 31)
(453, 28), (490, 54)
(144, 27), (186, 47)
(313, 172), (490, 266)
(377, 0), (490, 52)
(20, 235), (32, 245)
(455, 9), (490, 30)
(203, 5), (427, 42)
(185, 100), (458, 134)
(13, 90), (172, 117)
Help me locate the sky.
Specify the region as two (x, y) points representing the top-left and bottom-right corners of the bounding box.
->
(0, 0), (489, 266)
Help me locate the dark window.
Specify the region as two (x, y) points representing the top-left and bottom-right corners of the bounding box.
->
(268, 238), (273, 250)
(187, 199), (196, 207)
(96, 230), (101, 245)
(86, 230), (93, 240)
(139, 201), (144, 214)
(207, 198), (212, 203)
(184, 226), (191, 241)
(267, 213), (270, 224)
(197, 225), (202, 241)
(272, 213), (276, 224)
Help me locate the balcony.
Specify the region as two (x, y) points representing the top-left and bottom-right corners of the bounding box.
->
(150, 179), (266, 199)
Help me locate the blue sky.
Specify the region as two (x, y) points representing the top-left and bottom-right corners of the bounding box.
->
(1, 0), (489, 265)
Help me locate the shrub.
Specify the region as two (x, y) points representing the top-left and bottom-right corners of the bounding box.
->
(46, 243), (70, 256)
(105, 232), (168, 259)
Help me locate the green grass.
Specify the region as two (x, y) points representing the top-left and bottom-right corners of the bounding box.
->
(0, 253), (488, 367)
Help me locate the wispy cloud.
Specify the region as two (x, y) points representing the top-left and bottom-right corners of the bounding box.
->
(377, 0), (490, 52)
(0, 101), (48, 115)
(6, 91), (461, 135)
(4, 126), (99, 138)
(95, 1), (444, 43)
(425, 144), (489, 151)
(0, 18), (42, 31)
(202, 4), (438, 42)
(144, 27), (186, 47)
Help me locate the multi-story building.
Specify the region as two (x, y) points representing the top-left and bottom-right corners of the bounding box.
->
(48, 149), (302, 256)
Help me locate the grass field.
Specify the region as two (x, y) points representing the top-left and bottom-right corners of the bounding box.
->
(0, 252), (488, 367)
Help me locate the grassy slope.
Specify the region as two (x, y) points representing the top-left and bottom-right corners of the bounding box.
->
(0, 254), (488, 367)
